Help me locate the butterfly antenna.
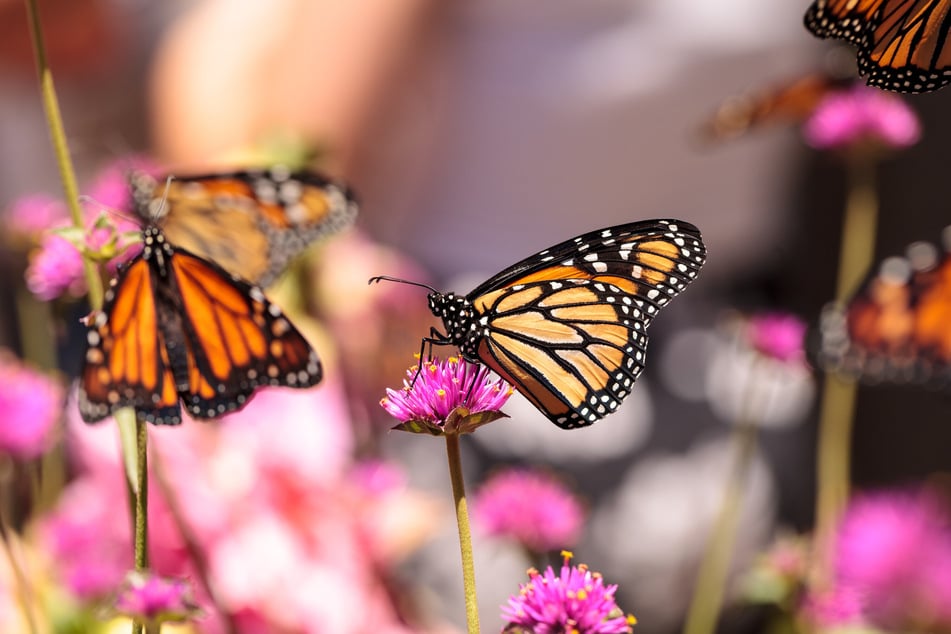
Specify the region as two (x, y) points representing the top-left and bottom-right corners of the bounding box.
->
(151, 174), (175, 221)
(79, 195), (140, 226)
(367, 275), (439, 294)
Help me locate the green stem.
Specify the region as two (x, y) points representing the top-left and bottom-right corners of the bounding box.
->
(133, 418), (150, 634)
(0, 467), (39, 634)
(814, 157), (878, 582)
(682, 360), (763, 634)
(22, 0), (102, 310)
(446, 434), (480, 634)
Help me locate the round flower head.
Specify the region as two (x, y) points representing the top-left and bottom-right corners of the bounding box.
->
(380, 356), (513, 435)
(502, 551), (636, 634)
(0, 351), (62, 459)
(747, 313), (806, 364)
(804, 85), (920, 152)
(473, 468), (585, 553)
(114, 572), (202, 627)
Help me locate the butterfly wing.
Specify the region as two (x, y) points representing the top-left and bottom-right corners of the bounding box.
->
(167, 247), (323, 420)
(819, 241), (951, 385)
(133, 168), (357, 286)
(79, 256), (182, 424)
(467, 219), (706, 428)
(805, 0), (951, 93)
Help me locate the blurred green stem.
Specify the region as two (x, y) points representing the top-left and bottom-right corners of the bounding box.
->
(446, 434), (480, 634)
(814, 157), (877, 581)
(682, 358), (763, 634)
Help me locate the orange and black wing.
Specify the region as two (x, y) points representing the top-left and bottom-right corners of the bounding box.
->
(468, 219), (706, 428)
(168, 247), (322, 420)
(132, 167), (357, 286)
(79, 257), (181, 424)
(805, 0), (951, 93)
(818, 234), (951, 385)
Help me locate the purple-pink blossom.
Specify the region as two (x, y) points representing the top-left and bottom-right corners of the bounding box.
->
(800, 586), (867, 629)
(502, 552), (636, 634)
(473, 468), (585, 552)
(0, 352), (62, 459)
(115, 573), (201, 626)
(3, 194), (68, 238)
(747, 313), (806, 363)
(804, 85), (920, 150)
(380, 356), (513, 434)
(834, 489), (951, 629)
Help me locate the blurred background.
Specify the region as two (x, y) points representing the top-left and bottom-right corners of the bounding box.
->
(2, 0), (951, 632)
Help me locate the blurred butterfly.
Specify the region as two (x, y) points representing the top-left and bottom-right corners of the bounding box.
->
(129, 166), (357, 286)
(371, 219), (707, 429)
(79, 226), (323, 425)
(699, 71), (854, 142)
(818, 227), (951, 385)
(804, 0), (951, 94)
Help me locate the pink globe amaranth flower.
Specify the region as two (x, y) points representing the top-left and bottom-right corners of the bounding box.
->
(747, 313), (807, 363)
(25, 228), (87, 301)
(800, 585), (867, 628)
(502, 552), (636, 634)
(3, 194), (68, 239)
(835, 489), (951, 628)
(473, 468), (585, 553)
(380, 356), (513, 435)
(114, 572), (202, 626)
(804, 85), (920, 151)
(0, 352), (62, 459)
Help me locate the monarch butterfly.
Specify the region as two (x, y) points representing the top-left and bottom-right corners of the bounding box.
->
(372, 219), (707, 429)
(699, 72), (854, 142)
(804, 0), (951, 93)
(79, 226), (322, 425)
(129, 166), (357, 286)
(818, 228), (951, 385)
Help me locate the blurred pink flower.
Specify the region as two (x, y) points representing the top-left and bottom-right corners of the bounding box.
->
(800, 585), (866, 628)
(473, 468), (585, 553)
(381, 356), (512, 435)
(748, 313), (806, 364)
(115, 572), (201, 626)
(804, 85), (920, 150)
(25, 229), (87, 301)
(835, 489), (951, 628)
(0, 353), (62, 459)
(502, 552), (635, 634)
(3, 194), (68, 238)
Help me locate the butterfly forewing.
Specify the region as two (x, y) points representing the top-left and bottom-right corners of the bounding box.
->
(435, 219), (706, 429)
(133, 168), (357, 287)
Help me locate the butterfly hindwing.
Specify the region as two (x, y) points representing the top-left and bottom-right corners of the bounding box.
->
(805, 0), (951, 93)
(132, 167), (357, 287)
(79, 228), (322, 425)
(428, 219), (706, 429)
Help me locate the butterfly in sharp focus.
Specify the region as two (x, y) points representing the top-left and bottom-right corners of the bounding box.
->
(372, 219), (707, 429)
(79, 225), (323, 425)
(804, 0), (951, 93)
(129, 166), (357, 287)
(817, 228), (951, 386)
(699, 71), (855, 142)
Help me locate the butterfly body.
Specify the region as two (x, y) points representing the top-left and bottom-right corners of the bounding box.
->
(420, 219), (706, 429)
(79, 226), (322, 425)
(804, 0), (951, 93)
(130, 167), (357, 286)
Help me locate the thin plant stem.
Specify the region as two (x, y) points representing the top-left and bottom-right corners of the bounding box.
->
(133, 418), (150, 634)
(814, 156), (878, 581)
(682, 357), (764, 634)
(22, 0), (102, 310)
(446, 434), (480, 634)
(0, 463), (39, 634)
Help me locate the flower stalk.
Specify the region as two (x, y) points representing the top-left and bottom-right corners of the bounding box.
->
(446, 434), (480, 634)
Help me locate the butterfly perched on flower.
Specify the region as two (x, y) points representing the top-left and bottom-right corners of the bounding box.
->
(699, 71), (854, 142)
(804, 0), (951, 94)
(78, 167), (355, 424)
(372, 219), (707, 429)
(818, 228), (951, 385)
(129, 166), (357, 286)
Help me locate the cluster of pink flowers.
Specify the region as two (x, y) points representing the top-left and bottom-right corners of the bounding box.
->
(7, 158), (154, 301)
(804, 84), (921, 151)
(0, 351), (63, 460)
(473, 468), (585, 553)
